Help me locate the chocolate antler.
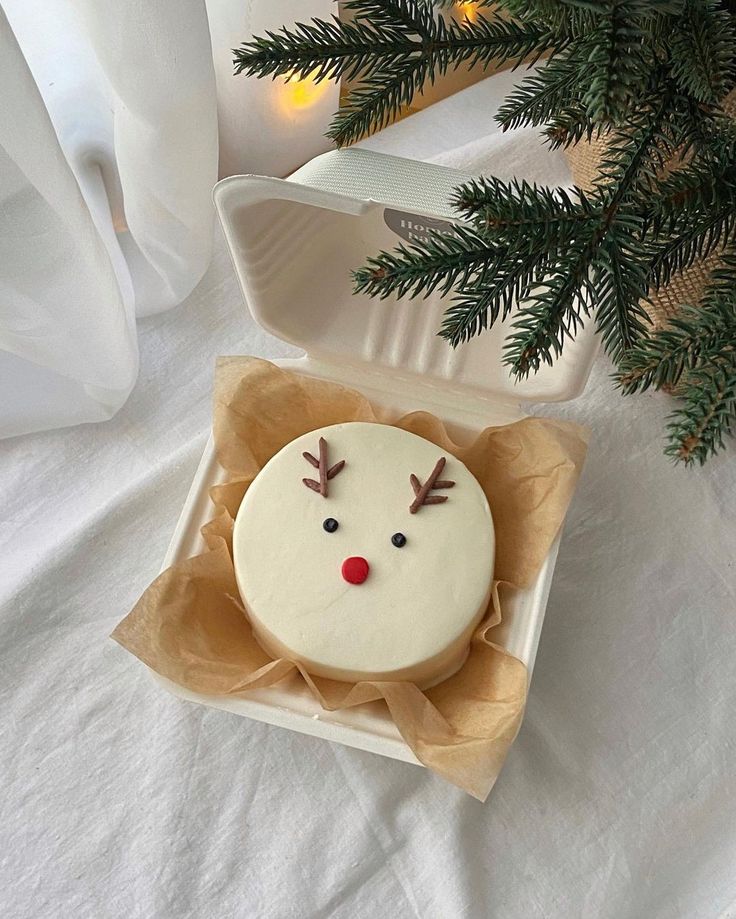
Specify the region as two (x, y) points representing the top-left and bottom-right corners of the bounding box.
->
(409, 457), (455, 514)
(302, 437), (345, 497)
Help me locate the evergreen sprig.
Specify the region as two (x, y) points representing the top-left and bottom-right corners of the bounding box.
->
(495, 53), (584, 131)
(618, 255), (736, 464)
(670, 0), (736, 103)
(235, 2), (559, 146)
(353, 223), (499, 299)
(235, 0), (736, 464)
(618, 254), (736, 391)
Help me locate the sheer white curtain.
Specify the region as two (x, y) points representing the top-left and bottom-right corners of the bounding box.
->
(0, 0), (335, 438)
(0, 0), (218, 436)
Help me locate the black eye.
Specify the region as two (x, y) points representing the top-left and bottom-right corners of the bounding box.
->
(323, 518), (339, 533)
(391, 532), (407, 548)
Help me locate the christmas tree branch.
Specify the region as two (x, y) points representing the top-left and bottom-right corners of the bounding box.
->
(504, 231), (600, 375)
(618, 253), (736, 463)
(543, 104), (600, 149)
(353, 225), (501, 300)
(647, 154), (736, 232)
(235, 3), (559, 146)
(665, 364), (736, 464)
(618, 253), (736, 393)
(438, 240), (552, 345)
(452, 177), (602, 233)
(648, 209), (736, 287)
(578, 11), (654, 122)
(234, 16), (415, 84)
(669, 0), (736, 104)
(328, 12), (563, 145)
(237, 0), (736, 463)
(592, 233), (652, 361)
(495, 53), (582, 131)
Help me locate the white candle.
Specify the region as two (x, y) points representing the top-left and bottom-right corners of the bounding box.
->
(206, 0), (339, 178)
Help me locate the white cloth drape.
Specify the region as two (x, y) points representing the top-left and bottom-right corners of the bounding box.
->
(0, 1), (216, 437)
(0, 0), (337, 439)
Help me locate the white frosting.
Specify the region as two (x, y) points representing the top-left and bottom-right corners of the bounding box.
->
(232, 422), (494, 688)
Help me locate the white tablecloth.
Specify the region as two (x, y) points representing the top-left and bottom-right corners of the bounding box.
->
(2, 79), (736, 919)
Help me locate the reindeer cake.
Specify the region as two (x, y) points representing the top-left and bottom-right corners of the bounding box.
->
(232, 422), (495, 689)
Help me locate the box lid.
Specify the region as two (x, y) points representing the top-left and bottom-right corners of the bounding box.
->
(214, 148), (599, 405)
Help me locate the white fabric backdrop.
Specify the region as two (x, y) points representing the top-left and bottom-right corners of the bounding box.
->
(0, 1), (218, 437)
(0, 1), (335, 439)
(2, 75), (736, 919)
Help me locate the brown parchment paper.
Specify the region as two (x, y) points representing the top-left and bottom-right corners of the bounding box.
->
(113, 357), (588, 800)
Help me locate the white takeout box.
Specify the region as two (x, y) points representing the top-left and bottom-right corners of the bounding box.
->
(156, 149), (598, 765)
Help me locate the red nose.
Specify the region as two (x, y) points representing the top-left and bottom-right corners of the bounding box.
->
(342, 556), (370, 585)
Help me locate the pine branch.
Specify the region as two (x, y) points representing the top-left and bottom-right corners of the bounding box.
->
(646, 152), (736, 234)
(495, 53), (582, 131)
(501, 101), (673, 374)
(354, 177), (605, 349)
(438, 240), (552, 345)
(640, 155), (736, 287)
(664, 93), (736, 160)
(235, 4), (559, 147)
(332, 13), (560, 144)
(648, 210), (736, 287)
(499, 0), (681, 33)
(452, 176), (602, 234)
(503, 230), (600, 376)
(542, 104), (600, 149)
(578, 12), (654, 122)
(665, 364), (736, 464)
(485, 0), (594, 31)
(669, 0), (736, 104)
(234, 16), (414, 84)
(346, 0), (436, 33)
(592, 231), (652, 361)
(353, 224), (500, 299)
(645, 154), (736, 285)
(618, 254), (736, 392)
(329, 57), (432, 144)
(358, 89), (673, 377)
(439, 180), (603, 346)
(593, 87), (676, 196)
(497, 8), (665, 132)
(618, 252), (736, 462)
(424, 14), (557, 72)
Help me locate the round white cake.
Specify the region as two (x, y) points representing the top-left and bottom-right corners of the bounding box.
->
(232, 422), (494, 688)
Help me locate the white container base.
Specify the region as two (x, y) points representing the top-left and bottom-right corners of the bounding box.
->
(151, 149), (596, 767)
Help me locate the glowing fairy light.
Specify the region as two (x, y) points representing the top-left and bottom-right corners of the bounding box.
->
(280, 69), (330, 112)
(455, 1), (479, 22)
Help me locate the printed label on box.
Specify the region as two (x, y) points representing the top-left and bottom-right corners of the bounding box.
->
(384, 208), (460, 244)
